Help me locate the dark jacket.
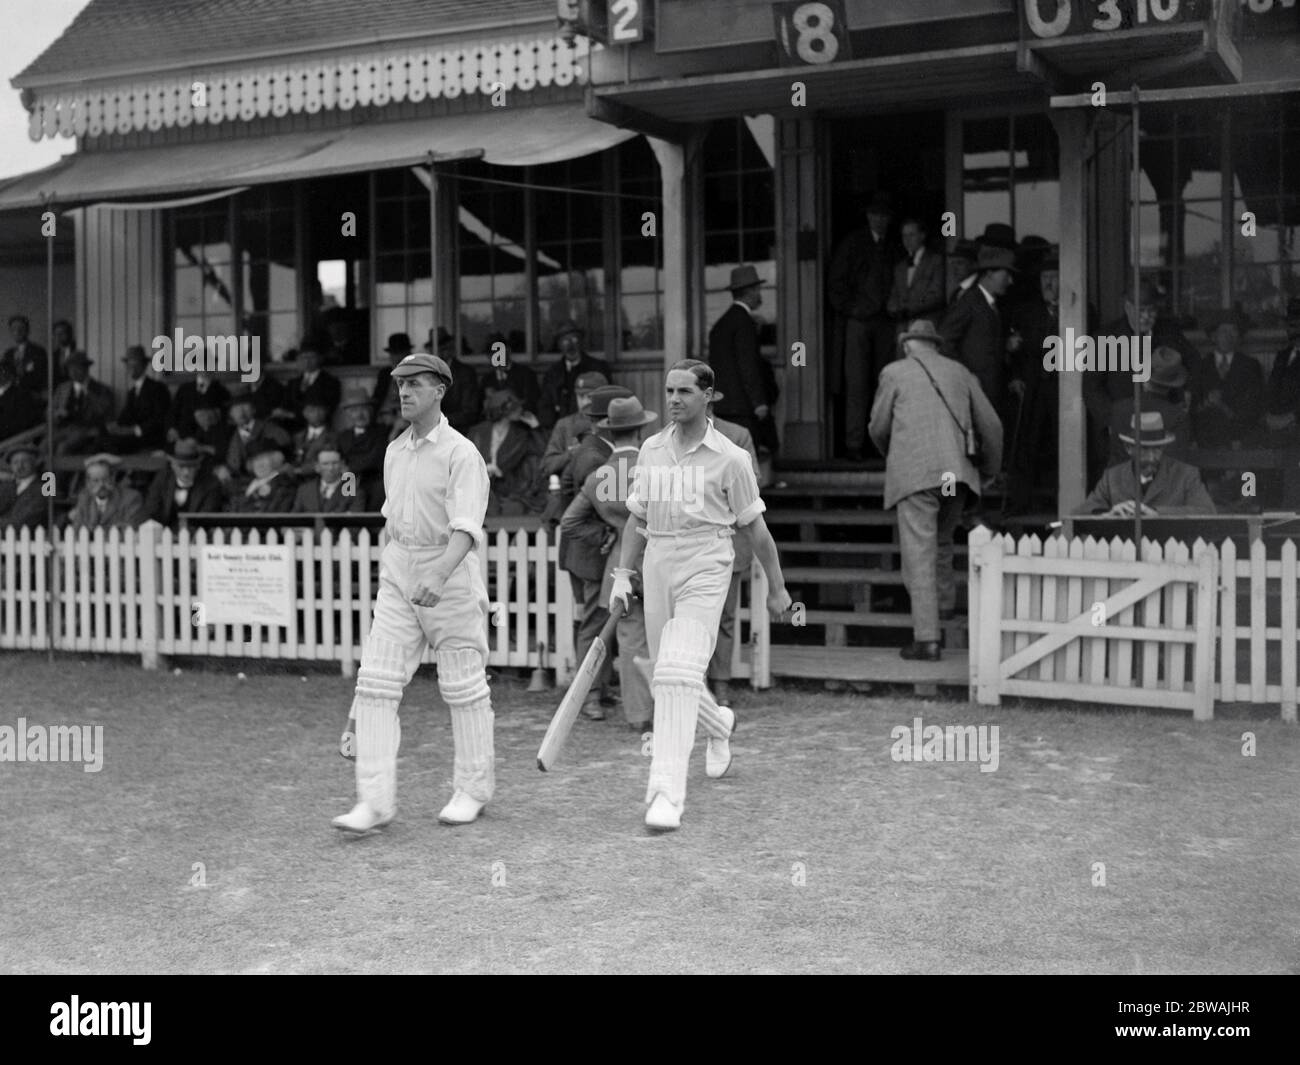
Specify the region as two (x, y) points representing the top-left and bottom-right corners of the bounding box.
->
(336, 425), (388, 478)
(52, 378), (115, 433)
(708, 303), (773, 420)
(292, 426), (340, 471)
(3, 341), (52, 395)
(0, 382), (41, 441)
(143, 467), (226, 527)
(292, 479), (365, 514)
(939, 283), (1005, 405)
(1189, 351), (1263, 448)
(538, 354), (612, 430)
(287, 370), (342, 419)
(225, 420), (292, 477)
(468, 419), (546, 512)
(887, 249), (947, 322)
(1081, 456), (1215, 516)
(226, 472), (297, 514)
(481, 363), (541, 415)
(0, 477), (47, 530)
(115, 377), (172, 449)
(828, 228), (897, 321)
(168, 380), (231, 438)
(442, 358), (483, 434)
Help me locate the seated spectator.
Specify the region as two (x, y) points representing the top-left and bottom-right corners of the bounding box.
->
(335, 387), (387, 508)
(50, 319), (77, 380)
(469, 389), (547, 516)
(284, 338), (341, 431)
(292, 400), (338, 475)
(1190, 312), (1262, 449)
(51, 351), (115, 455)
(1107, 347), (1192, 465)
(143, 438), (226, 528)
(0, 359), (40, 441)
(226, 442), (296, 514)
(1259, 297), (1300, 449)
(1079, 413), (1214, 517)
(191, 391), (233, 468)
(292, 447), (365, 514)
(249, 368), (291, 425)
(168, 372), (230, 444)
(3, 314), (52, 397)
(102, 345), (171, 453)
(372, 332), (414, 430)
(224, 393), (291, 489)
(0, 441), (47, 531)
(68, 454), (145, 531)
(428, 327), (482, 435)
(480, 346), (541, 417)
(541, 371), (607, 487)
(538, 321), (612, 430)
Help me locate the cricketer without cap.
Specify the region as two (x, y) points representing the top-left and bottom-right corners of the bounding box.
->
(333, 352), (495, 833)
(611, 359), (793, 832)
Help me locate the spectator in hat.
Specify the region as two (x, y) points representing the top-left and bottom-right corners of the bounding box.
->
(539, 320), (612, 431)
(143, 438), (226, 528)
(978, 222), (1018, 252)
(561, 385), (635, 505)
(869, 320), (1002, 662)
(68, 454), (144, 531)
(292, 399), (339, 475)
(167, 371), (230, 444)
(293, 445), (365, 515)
(0, 358), (40, 442)
(50, 351), (114, 456)
(1004, 249), (1061, 514)
(3, 314), (51, 396)
(103, 345), (171, 453)
(425, 327), (482, 435)
(541, 370), (608, 488)
(480, 344), (541, 417)
(708, 264), (776, 445)
(50, 320), (77, 381)
(888, 218), (946, 328)
(1081, 412), (1214, 516)
(469, 389), (547, 516)
(223, 392), (292, 489)
(227, 441), (296, 514)
(1107, 346), (1192, 466)
(1259, 297), (1300, 450)
(335, 386), (387, 508)
(372, 332), (415, 429)
(1189, 310), (1262, 450)
(947, 239), (981, 305)
(940, 244), (1017, 412)
(0, 442), (47, 531)
(828, 192), (900, 460)
(285, 338), (342, 430)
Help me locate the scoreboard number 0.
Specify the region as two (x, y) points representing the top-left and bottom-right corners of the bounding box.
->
(1024, 0), (1185, 39)
(773, 0), (851, 66)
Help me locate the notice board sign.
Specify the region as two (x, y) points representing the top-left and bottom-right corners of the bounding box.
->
(198, 544), (295, 627)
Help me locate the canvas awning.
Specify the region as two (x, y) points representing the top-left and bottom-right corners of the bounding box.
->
(0, 104), (637, 211)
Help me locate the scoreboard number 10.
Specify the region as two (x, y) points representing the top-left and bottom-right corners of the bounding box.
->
(773, 0), (852, 66)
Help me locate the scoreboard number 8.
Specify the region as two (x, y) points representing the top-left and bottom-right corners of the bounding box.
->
(774, 0), (851, 66)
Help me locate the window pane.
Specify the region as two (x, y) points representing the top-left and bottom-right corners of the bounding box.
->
(620, 294), (661, 351)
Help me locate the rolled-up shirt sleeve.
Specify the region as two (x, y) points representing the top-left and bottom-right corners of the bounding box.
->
(446, 441), (490, 548)
(725, 453), (765, 527)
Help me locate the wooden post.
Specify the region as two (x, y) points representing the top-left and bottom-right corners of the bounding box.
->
(1192, 546), (1218, 722)
(967, 525), (990, 696)
(138, 520), (161, 670)
(975, 529), (1004, 705)
(647, 135), (687, 366)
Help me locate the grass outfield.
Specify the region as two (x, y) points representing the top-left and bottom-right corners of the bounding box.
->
(0, 653), (1297, 975)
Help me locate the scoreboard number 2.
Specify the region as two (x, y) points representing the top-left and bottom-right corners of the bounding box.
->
(610, 0), (644, 43)
(773, 0), (851, 66)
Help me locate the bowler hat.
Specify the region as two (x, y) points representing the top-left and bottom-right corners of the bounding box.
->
(597, 396), (658, 431)
(167, 438), (206, 467)
(390, 352), (453, 385)
(587, 385), (632, 417)
(978, 223), (1018, 251)
(64, 350), (93, 368)
(575, 371), (608, 393)
(340, 386), (372, 409)
(1118, 411), (1176, 447)
(727, 264), (762, 292)
(898, 319), (944, 347)
(554, 320), (584, 342)
(977, 245), (1018, 273)
(1040, 249), (1060, 272)
(122, 344), (148, 362)
(384, 332), (413, 354)
(1148, 346), (1187, 390)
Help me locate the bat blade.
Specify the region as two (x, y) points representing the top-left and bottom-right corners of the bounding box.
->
(537, 604), (623, 772)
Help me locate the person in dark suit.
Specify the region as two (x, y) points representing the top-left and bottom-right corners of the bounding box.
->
(143, 438), (226, 527)
(427, 327), (482, 435)
(1004, 250), (1061, 514)
(1080, 412), (1214, 516)
(480, 348), (541, 417)
(372, 332), (414, 430)
(939, 245), (1016, 414)
(887, 218), (947, 330)
(828, 193), (899, 459)
(707, 264), (775, 443)
(291, 400), (339, 476)
(167, 372), (230, 444)
(0, 359), (40, 442)
(190, 391), (232, 469)
(1189, 312), (1263, 449)
(335, 386), (387, 508)
(1260, 297), (1300, 450)
(538, 321), (612, 430)
(226, 441), (297, 514)
(541, 371), (608, 490)
(0, 442), (48, 531)
(468, 390), (547, 516)
(223, 393), (292, 490)
(50, 351), (116, 456)
(103, 345), (171, 452)
(67, 454), (145, 531)
(3, 314), (52, 397)
(946, 239), (980, 305)
(292, 446), (365, 514)
(50, 320), (77, 381)
(560, 386), (634, 504)
(285, 340), (342, 429)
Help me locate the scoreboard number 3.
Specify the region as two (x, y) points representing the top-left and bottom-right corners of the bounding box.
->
(773, 0), (851, 66)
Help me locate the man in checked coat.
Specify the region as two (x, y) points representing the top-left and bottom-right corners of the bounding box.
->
(869, 320), (1002, 661)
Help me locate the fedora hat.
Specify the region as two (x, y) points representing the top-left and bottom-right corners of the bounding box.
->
(575, 371), (608, 393)
(978, 223), (1018, 251)
(587, 384), (632, 417)
(597, 395), (658, 431)
(167, 437), (207, 467)
(898, 319), (944, 347)
(727, 264), (762, 292)
(977, 245), (1018, 273)
(340, 386), (372, 409)
(384, 332), (413, 354)
(1148, 346), (1187, 390)
(1118, 411), (1176, 447)
(64, 350), (93, 368)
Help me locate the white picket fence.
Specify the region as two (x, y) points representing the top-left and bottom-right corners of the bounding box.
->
(0, 523), (773, 687)
(968, 527), (1299, 721)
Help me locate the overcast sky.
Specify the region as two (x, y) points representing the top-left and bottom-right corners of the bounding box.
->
(0, 0), (92, 181)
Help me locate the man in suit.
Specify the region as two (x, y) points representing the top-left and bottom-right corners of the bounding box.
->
(103, 345), (171, 453)
(226, 441), (297, 514)
(560, 385), (634, 504)
(939, 244), (1016, 414)
(469, 389), (547, 516)
(946, 239), (980, 305)
(541, 371), (607, 489)
(3, 314), (52, 397)
(1107, 347), (1192, 466)
(828, 193), (899, 459)
(142, 438), (226, 528)
(335, 386), (387, 509)
(1189, 312), (1263, 449)
(67, 455), (144, 531)
(1004, 250), (1061, 514)
(285, 340), (342, 430)
(869, 320), (1002, 661)
(887, 218), (946, 331)
(291, 400), (338, 476)
(480, 346), (541, 417)
(1080, 413), (1214, 516)
(190, 391), (232, 468)
(538, 321), (612, 431)
(167, 371), (230, 444)
(0, 442), (47, 531)
(293, 446), (365, 515)
(0, 359), (40, 442)
(428, 327), (482, 435)
(708, 264), (775, 443)
(50, 320), (77, 381)
(1260, 297), (1300, 449)
(372, 332), (414, 430)
(51, 351), (115, 456)
(223, 393), (292, 490)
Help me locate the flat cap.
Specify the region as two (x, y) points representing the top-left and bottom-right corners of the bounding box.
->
(390, 352), (453, 383)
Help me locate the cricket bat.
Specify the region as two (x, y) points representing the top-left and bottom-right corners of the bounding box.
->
(537, 602), (625, 772)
